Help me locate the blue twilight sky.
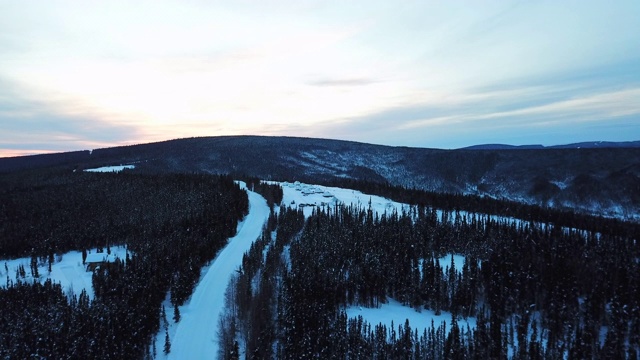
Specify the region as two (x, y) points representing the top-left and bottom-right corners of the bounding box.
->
(1, 0), (639, 156)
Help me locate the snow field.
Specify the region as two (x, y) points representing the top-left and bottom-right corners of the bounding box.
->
(345, 297), (476, 337)
(275, 181), (408, 217)
(84, 165), (136, 172)
(437, 254), (467, 274)
(1, 246), (128, 300)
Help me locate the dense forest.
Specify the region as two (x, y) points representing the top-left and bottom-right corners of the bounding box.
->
(0, 169), (248, 358)
(221, 192), (640, 359)
(1, 164), (639, 359)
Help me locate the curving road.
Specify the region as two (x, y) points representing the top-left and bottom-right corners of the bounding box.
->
(169, 185), (269, 359)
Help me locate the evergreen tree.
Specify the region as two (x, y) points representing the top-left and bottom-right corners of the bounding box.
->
(162, 305), (168, 330)
(30, 254), (39, 278)
(173, 303), (181, 323)
(164, 329), (171, 354)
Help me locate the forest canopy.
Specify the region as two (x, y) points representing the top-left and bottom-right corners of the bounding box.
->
(0, 165), (638, 359)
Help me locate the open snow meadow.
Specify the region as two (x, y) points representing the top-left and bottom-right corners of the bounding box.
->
(84, 164), (136, 173)
(275, 180), (408, 217)
(1, 246), (128, 300)
(345, 297), (477, 336)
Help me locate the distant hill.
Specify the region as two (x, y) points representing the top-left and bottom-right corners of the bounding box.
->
(462, 144), (545, 150)
(462, 140), (640, 150)
(2, 136), (639, 220)
(551, 140), (640, 149)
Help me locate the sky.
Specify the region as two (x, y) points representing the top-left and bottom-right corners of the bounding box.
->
(1, 0), (639, 157)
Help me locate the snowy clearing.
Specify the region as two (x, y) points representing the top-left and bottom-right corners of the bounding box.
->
(417, 254), (471, 275)
(1, 246), (128, 300)
(275, 181), (534, 230)
(345, 297), (476, 336)
(437, 254), (468, 274)
(84, 165), (135, 172)
(275, 181), (408, 217)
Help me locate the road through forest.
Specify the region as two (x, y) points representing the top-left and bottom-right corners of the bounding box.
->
(169, 185), (269, 359)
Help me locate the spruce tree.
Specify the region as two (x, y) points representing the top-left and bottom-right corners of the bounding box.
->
(164, 329), (171, 354)
(30, 255), (39, 278)
(162, 305), (168, 329)
(173, 303), (181, 323)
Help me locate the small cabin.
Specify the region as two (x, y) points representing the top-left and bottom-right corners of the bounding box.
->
(85, 252), (118, 272)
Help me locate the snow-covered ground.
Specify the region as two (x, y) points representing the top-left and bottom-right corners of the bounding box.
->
(275, 181), (408, 217)
(84, 165), (135, 172)
(346, 297), (476, 336)
(158, 183), (270, 359)
(416, 253), (470, 275)
(276, 181), (535, 230)
(1, 246), (128, 300)
(438, 254), (468, 274)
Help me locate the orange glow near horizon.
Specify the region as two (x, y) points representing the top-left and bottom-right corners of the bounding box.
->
(0, 149), (62, 158)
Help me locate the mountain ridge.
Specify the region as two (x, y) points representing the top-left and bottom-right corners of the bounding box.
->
(463, 140), (640, 150)
(1, 135), (639, 220)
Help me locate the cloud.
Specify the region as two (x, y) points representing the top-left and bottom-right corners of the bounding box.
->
(308, 77), (379, 87)
(0, 77), (142, 156)
(1, 1), (639, 154)
(303, 79), (640, 149)
(400, 88), (640, 130)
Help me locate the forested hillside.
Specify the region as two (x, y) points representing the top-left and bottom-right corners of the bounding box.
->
(0, 169), (248, 358)
(1, 136), (639, 219)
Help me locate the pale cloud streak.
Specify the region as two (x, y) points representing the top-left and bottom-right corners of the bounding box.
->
(399, 88), (640, 130)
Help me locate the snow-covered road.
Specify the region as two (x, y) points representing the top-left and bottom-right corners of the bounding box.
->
(168, 185), (269, 359)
